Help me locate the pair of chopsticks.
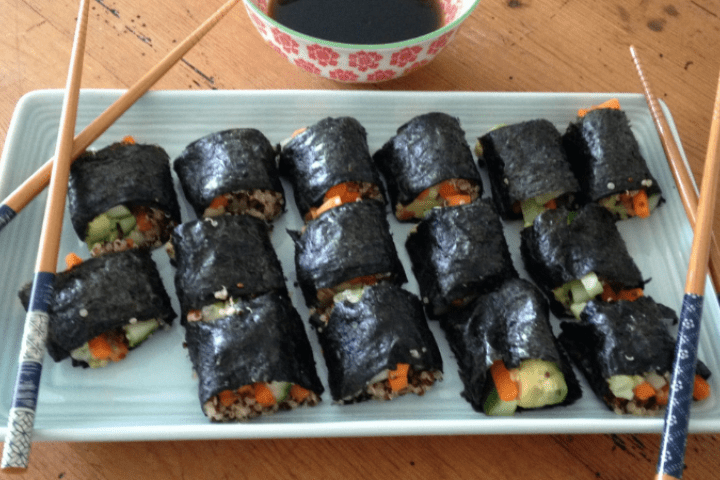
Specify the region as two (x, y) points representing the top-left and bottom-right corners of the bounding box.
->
(630, 46), (720, 479)
(1, 0), (90, 471)
(0, 0), (241, 472)
(0, 0), (242, 233)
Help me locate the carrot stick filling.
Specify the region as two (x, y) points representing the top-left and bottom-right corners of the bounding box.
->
(395, 178), (480, 221)
(306, 181), (383, 221)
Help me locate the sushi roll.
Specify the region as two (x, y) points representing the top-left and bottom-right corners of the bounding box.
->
(476, 119), (580, 225)
(171, 215), (287, 323)
(440, 278), (582, 416)
(373, 112), (483, 221)
(559, 296), (712, 415)
(310, 283), (443, 404)
(18, 249), (176, 368)
(185, 290), (324, 421)
(562, 107), (663, 219)
(405, 198), (517, 318)
(290, 201), (407, 310)
(520, 203), (645, 318)
(279, 117), (385, 221)
(67, 140), (181, 257)
(173, 128), (285, 221)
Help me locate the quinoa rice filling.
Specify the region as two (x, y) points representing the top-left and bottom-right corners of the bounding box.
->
(203, 189), (285, 221)
(203, 382), (321, 422)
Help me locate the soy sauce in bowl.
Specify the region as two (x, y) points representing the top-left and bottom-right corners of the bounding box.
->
(268, 0), (444, 44)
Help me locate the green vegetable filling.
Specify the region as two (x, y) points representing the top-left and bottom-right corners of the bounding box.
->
(520, 190), (563, 227)
(552, 272), (604, 318)
(85, 205), (140, 249)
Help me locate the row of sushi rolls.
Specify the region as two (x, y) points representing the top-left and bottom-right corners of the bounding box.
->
(20, 98), (714, 421)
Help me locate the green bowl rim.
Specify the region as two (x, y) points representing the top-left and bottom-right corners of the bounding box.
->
(244, 0), (482, 50)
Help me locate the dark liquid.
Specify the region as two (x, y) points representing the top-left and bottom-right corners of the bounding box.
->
(267, 0), (444, 45)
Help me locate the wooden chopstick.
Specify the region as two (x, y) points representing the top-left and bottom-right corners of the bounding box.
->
(0, 0), (90, 472)
(654, 64), (720, 479)
(630, 45), (720, 297)
(0, 0), (241, 233)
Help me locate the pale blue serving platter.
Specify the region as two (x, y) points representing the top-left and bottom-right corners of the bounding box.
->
(1, 89), (718, 441)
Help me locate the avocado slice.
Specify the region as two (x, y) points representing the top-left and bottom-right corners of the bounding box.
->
(514, 359), (568, 409)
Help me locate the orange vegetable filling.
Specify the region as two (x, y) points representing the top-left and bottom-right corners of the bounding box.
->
(577, 98), (621, 117)
(254, 383), (276, 406)
(694, 375), (712, 401)
(633, 381), (657, 401)
(135, 211), (153, 232)
(65, 252), (83, 270)
(290, 384), (310, 402)
(601, 284), (644, 302)
(490, 360), (519, 402)
(87, 331), (129, 363)
(308, 181), (365, 219)
(388, 363), (410, 392)
(208, 195), (230, 210)
(445, 194), (472, 206)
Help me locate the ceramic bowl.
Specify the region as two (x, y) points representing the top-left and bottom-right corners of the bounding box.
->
(243, 0), (481, 83)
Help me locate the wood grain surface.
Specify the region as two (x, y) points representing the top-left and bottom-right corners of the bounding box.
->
(2, 0), (720, 479)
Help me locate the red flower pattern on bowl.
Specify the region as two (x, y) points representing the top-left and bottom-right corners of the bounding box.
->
(349, 51), (383, 72)
(271, 27), (300, 55)
(329, 69), (360, 82)
(367, 70), (397, 82)
(307, 45), (340, 67)
(390, 46), (423, 68)
(243, 0), (479, 83)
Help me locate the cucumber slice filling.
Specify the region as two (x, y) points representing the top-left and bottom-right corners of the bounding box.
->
(552, 272), (604, 318)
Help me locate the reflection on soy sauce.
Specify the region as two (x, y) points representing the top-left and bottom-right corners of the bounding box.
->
(267, 0), (445, 45)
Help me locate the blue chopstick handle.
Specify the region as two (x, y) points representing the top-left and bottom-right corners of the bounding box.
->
(0, 204), (17, 233)
(1, 272), (54, 471)
(656, 293), (704, 479)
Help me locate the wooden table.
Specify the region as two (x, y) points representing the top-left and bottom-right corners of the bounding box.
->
(2, 0), (720, 478)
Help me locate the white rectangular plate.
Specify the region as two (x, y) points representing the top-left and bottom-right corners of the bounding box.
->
(1, 90), (719, 441)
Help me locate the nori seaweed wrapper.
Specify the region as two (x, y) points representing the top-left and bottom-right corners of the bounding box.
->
(172, 215), (286, 319)
(372, 112), (482, 212)
(18, 249), (176, 363)
(405, 198), (517, 318)
(520, 203), (644, 316)
(309, 283), (442, 403)
(558, 296), (711, 411)
(173, 128), (284, 218)
(478, 119), (580, 220)
(290, 201), (406, 307)
(279, 117), (384, 218)
(67, 142), (181, 239)
(184, 291), (324, 410)
(440, 278), (582, 413)
(562, 108), (663, 205)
